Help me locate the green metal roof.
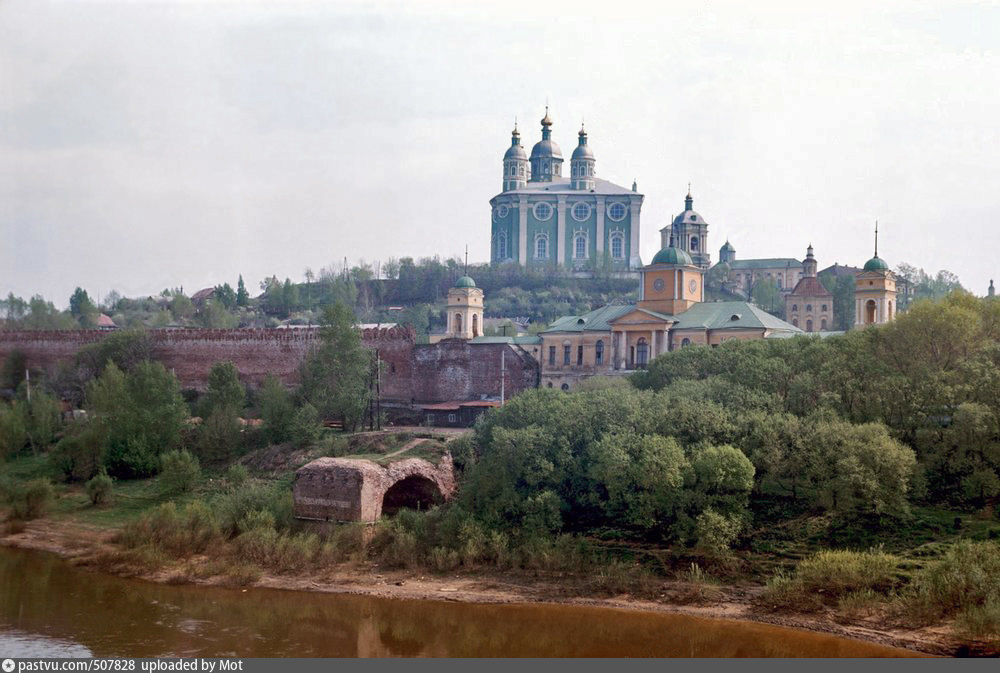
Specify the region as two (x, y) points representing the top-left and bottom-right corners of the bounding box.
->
(543, 304), (636, 333)
(863, 256), (889, 271)
(729, 258), (801, 270)
(672, 301), (802, 332)
(455, 275), (477, 288)
(650, 246), (694, 266)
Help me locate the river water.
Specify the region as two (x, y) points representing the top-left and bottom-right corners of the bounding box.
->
(0, 547), (920, 657)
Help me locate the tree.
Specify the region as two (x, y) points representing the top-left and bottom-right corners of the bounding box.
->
(1, 350), (27, 391)
(300, 301), (372, 431)
(258, 375), (295, 444)
(202, 361), (245, 416)
(69, 288), (98, 327)
(214, 283), (236, 309)
(1, 293), (28, 323)
(751, 277), (781, 315)
(236, 275), (250, 307)
(819, 272), (855, 331)
(87, 361), (189, 478)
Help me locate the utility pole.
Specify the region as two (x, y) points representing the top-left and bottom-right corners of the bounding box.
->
(25, 368), (31, 403)
(500, 348), (505, 406)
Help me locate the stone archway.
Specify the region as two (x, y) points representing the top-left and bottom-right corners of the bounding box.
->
(293, 456), (456, 523)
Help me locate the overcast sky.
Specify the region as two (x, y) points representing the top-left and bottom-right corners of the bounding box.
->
(1, 0), (998, 308)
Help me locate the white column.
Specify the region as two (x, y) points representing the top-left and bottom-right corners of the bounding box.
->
(629, 198), (642, 269)
(518, 196), (528, 266)
(595, 196), (606, 263)
(556, 195), (567, 267)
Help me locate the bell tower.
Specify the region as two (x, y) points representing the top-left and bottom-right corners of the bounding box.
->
(638, 246), (703, 316)
(854, 222), (897, 328)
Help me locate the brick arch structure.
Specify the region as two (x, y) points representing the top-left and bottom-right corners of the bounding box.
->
(292, 455), (456, 523)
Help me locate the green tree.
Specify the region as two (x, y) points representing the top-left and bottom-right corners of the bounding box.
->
(87, 361), (189, 478)
(300, 302), (372, 431)
(1, 350), (27, 391)
(751, 277), (781, 315)
(214, 283), (237, 309)
(69, 287), (98, 327)
(25, 390), (62, 454)
(202, 361), (245, 416)
(819, 272), (856, 331)
(258, 375), (295, 444)
(236, 275), (250, 307)
(0, 403), (28, 459)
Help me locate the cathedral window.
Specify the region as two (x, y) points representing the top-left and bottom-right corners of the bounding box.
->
(533, 202), (553, 221)
(792, 304), (798, 312)
(636, 338), (649, 368)
(548, 346), (555, 366)
(806, 304), (813, 312)
(806, 319), (813, 332)
(821, 318), (827, 330)
(691, 236), (699, 252)
(611, 234), (623, 259)
(496, 232), (508, 259)
(577, 345), (583, 366)
(454, 313), (463, 333)
(595, 340), (604, 365)
(535, 234), (548, 259)
(681, 338), (691, 347)
(572, 202), (591, 221)
(607, 202), (627, 221)
(574, 234), (587, 259)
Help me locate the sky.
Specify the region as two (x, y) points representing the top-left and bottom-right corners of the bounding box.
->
(1, 0), (998, 308)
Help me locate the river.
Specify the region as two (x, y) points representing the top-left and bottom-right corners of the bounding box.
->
(0, 547), (920, 657)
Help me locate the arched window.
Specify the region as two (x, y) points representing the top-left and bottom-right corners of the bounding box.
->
(636, 338), (649, 368)
(496, 232), (507, 259)
(821, 304), (828, 312)
(575, 234), (587, 259)
(888, 301), (893, 319)
(821, 318), (827, 330)
(776, 274), (782, 289)
(806, 304), (813, 312)
(547, 382), (553, 388)
(681, 338), (691, 347)
(611, 234), (624, 259)
(535, 234), (548, 259)
(472, 314), (479, 337)
(454, 313), (463, 333)
(792, 318), (798, 327)
(806, 319), (813, 332)
(865, 300), (877, 324)
(690, 236), (699, 252)
(595, 340), (604, 365)
(792, 304), (798, 312)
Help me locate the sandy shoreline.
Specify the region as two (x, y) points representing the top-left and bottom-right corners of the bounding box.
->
(0, 518), (982, 657)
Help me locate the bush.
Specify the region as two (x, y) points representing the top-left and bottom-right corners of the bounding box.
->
(119, 501), (220, 555)
(0, 404), (28, 459)
(904, 540), (1000, 625)
(159, 450), (201, 495)
(196, 407), (242, 463)
(50, 421), (107, 481)
(258, 375), (294, 444)
(290, 403), (321, 446)
(5, 478), (54, 520)
(85, 471), (113, 505)
(225, 464), (249, 489)
(212, 482), (292, 537)
(694, 509), (743, 557)
(762, 549), (901, 611)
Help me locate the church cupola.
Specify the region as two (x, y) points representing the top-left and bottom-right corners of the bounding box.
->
(685, 188), (693, 211)
(529, 106), (563, 182)
(570, 123), (596, 190)
(719, 239), (736, 264)
(803, 244), (817, 277)
(663, 185), (711, 269)
(502, 123), (528, 191)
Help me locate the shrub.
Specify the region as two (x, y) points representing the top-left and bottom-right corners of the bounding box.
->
(225, 463), (249, 489)
(85, 471), (113, 505)
(213, 483), (292, 537)
(904, 540), (1000, 625)
(196, 407), (242, 463)
(694, 509), (743, 557)
(258, 375), (294, 444)
(0, 404), (28, 459)
(159, 450), (201, 495)
(762, 549), (901, 611)
(290, 403), (321, 446)
(50, 421), (107, 481)
(6, 478), (54, 520)
(119, 501), (220, 555)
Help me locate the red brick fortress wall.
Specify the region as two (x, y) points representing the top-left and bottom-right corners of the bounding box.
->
(0, 328), (538, 403)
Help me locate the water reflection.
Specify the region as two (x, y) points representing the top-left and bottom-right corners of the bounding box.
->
(0, 547), (918, 657)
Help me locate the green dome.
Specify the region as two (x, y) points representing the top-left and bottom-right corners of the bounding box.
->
(455, 275), (477, 288)
(650, 246), (694, 266)
(863, 255), (889, 272)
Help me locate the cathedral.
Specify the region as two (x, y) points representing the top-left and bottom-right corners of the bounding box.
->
(489, 108), (644, 270)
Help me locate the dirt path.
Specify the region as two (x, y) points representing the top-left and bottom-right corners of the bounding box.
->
(0, 518), (978, 657)
(381, 437), (426, 460)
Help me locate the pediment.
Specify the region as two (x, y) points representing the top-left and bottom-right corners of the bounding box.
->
(608, 308), (675, 326)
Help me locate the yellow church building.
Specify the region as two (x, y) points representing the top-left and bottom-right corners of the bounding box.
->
(539, 244), (803, 390)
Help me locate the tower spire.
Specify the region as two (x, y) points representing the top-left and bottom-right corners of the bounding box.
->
(874, 220), (879, 258)
(464, 245), (468, 275)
